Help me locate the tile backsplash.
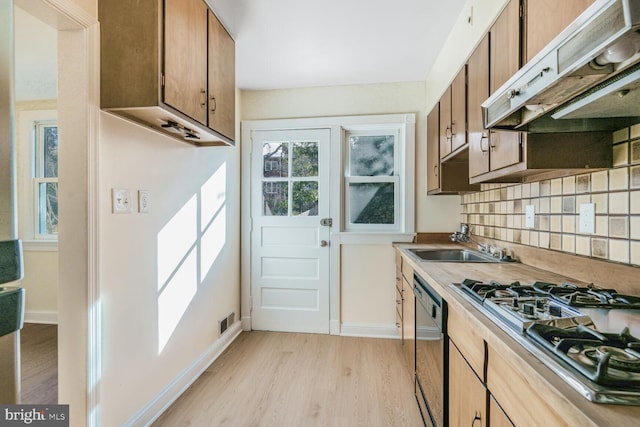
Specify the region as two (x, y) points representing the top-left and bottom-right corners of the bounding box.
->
(460, 125), (640, 267)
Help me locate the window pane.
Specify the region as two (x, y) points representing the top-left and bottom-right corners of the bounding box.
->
(43, 126), (58, 178)
(349, 135), (395, 177)
(263, 181), (288, 216)
(38, 182), (58, 235)
(292, 142), (318, 177)
(349, 182), (394, 224)
(292, 181), (318, 216)
(263, 142), (289, 178)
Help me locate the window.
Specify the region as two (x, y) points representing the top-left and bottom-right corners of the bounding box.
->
(344, 129), (401, 232)
(33, 120), (59, 239)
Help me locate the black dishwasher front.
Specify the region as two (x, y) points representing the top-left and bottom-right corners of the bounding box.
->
(414, 273), (448, 427)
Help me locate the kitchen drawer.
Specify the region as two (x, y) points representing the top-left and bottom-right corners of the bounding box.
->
(401, 257), (413, 285)
(448, 306), (486, 380)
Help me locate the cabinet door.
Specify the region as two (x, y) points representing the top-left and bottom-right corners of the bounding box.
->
(208, 11), (236, 140)
(164, 0), (208, 124)
(489, 131), (521, 172)
(427, 105), (440, 193)
(489, 0), (522, 172)
(468, 35), (490, 178)
(489, 396), (514, 427)
(525, 0), (594, 63)
(449, 342), (486, 427)
(439, 87), (452, 159)
(451, 67), (467, 153)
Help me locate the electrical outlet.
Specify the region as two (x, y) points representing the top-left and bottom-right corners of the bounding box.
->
(138, 190), (150, 213)
(112, 188), (132, 213)
(525, 205), (535, 228)
(579, 203), (595, 234)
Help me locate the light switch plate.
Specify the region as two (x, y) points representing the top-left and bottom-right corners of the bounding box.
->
(112, 188), (132, 213)
(138, 190), (150, 213)
(525, 205), (535, 228)
(579, 203), (595, 234)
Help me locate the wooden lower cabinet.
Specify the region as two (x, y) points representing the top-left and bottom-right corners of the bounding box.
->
(489, 396), (515, 427)
(449, 341), (486, 427)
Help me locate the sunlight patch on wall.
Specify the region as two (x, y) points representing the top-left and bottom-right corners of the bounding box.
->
(157, 195), (197, 290)
(157, 250), (198, 352)
(156, 162), (228, 353)
(200, 163), (227, 280)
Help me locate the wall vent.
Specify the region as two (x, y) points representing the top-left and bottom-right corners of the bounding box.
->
(219, 312), (235, 336)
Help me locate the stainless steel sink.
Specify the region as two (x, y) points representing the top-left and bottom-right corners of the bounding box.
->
(408, 248), (499, 263)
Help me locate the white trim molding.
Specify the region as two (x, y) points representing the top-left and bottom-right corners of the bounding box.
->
(125, 322), (242, 427)
(340, 322), (400, 339)
(24, 310), (58, 324)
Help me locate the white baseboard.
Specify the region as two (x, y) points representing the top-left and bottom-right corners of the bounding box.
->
(24, 310), (58, 324)
(241, 315), (251, 331)
(125, 321), (242, 427)
(340, 322), (400, 339)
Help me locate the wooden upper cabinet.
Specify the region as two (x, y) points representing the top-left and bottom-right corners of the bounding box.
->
(164, 0), (208, 125)
(427, 104), (441, 193)
(451, 67), (467, 153)
(488, 0), (522, 174)
(440, 68), (467, 159)
(99, 0), (235, 146)
(524, 0), (595, 63)
(208, 10), (236, 141)
(490, 0), (521, 92)
(439, 86), (452, 159)
(468, 35), (490, 179)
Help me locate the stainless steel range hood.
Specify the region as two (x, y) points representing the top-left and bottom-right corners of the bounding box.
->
(483, 0), (640, 133)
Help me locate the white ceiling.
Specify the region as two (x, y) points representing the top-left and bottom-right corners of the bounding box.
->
(212, 0), (467, 90)
(14, 0), (468, 97)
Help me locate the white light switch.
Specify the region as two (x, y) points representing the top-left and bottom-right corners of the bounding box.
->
(525, 205), (535, 228)
(579, 203), (595, 234)
(138, 190), (150, 213)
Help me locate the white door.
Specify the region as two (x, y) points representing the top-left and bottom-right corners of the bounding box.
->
(250, 128), (331, 333)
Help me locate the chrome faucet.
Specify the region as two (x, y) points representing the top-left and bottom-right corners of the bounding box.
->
(450, 224), (488, 252)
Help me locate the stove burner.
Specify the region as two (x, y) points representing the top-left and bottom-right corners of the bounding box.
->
(532, 281), (640, 309)
(527, 324), (640, 386)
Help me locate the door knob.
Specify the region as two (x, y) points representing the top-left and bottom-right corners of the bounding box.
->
(320, 240), (329, 247)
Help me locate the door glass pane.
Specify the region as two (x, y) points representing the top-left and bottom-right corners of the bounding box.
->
(38, 182), (58, 234)
(349, 135), (394, 177)
(292, 141), (318, 177)
(349, 182), (394, 224)
(292, 181), (318, 216)
(263, 181), (288, 216)
(42, 126), (58, 178)
(263, 142), (289, 178)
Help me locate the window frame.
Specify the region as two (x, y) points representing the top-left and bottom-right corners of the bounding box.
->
(17, 109), (59, 249)
(343, 128), (401, 232)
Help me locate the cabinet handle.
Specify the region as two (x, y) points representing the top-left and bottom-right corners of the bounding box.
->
(480, 134), (489, 153)
(445, 125), (452, 141)
(451, 122), (456, 137)
(200, 89), (206, 108)
(210, 95), (217, 112)
(434, 165), (438, 177)
(470, 411), (481, 427)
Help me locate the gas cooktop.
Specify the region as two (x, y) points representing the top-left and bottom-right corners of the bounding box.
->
(454, 278), (640, 405)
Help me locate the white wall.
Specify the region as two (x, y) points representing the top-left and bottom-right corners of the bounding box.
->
(99, 114), (240, 426)
(242, 82), (459, 331)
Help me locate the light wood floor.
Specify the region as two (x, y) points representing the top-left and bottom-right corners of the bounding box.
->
(153, 331), (423, 427)
(20, 323), (58, 404)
